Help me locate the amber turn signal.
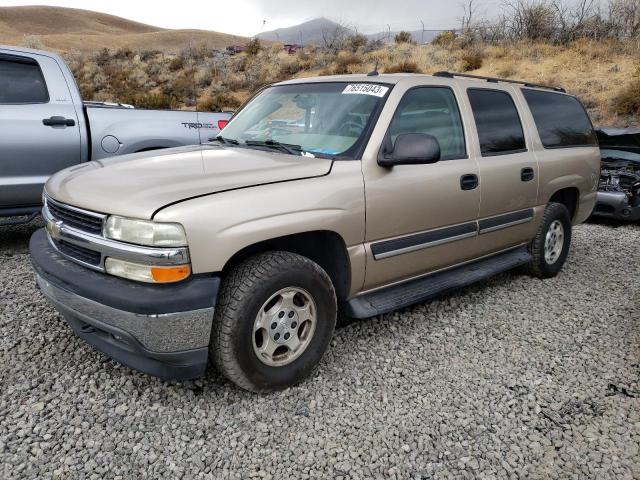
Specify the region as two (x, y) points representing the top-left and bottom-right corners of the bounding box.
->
(150, 265), (191, 283)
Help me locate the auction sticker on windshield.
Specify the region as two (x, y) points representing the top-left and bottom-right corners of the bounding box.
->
(342, 84), (389, 97)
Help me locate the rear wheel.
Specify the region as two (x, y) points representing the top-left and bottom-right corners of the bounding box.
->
(210, 251), (336, 392)
(526, 202), (572, 278)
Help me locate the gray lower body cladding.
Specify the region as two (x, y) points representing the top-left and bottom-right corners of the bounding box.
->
(29, 228), (219, 380)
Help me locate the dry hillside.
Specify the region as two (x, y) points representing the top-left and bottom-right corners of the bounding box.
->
(1, 5), (638, 126)
(61, 38), (640, 128)
(0, 6), (247, 53)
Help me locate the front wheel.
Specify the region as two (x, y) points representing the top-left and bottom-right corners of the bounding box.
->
(210, 251), (337, 392)
(526, 202), (572, 278)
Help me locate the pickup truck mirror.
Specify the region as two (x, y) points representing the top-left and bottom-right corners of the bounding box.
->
(378, 133), (441, 167)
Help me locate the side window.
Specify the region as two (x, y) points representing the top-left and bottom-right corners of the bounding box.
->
(0, 55), (49, 104)
(522, 89), (597, 148)
(388, 87), (466, 160)
(467, 88), (526, 156)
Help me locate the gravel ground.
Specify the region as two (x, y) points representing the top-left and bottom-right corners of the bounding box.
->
(1, 219), (639, 479)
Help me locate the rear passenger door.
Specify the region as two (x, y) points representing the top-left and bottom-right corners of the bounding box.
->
(466, 88), (539, 254)
(0, 52), (81, 209)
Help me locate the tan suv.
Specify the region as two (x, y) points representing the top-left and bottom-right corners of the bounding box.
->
(30, 72), (601, 392)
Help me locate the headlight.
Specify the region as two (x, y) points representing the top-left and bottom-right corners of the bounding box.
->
(105, 258), (191, 283)
(103, 216), (187, 247)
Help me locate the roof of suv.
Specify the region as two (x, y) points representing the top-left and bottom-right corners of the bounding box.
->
(275, 72), (568, 95)
(276, 73), (425, 85)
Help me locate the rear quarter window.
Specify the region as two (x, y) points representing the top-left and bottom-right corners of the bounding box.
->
(0, 55), (49, 104)
(522, 89), (596, 148)
(467, 88), (526, 156)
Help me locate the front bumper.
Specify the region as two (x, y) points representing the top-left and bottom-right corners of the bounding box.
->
(592, 191), (640, 221)
(30, 228), (220, 380)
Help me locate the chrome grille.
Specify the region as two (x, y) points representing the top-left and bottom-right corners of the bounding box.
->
(53, 239), (102, 267)
(46, 198), (104, 235)
(42, 194), (190, 272)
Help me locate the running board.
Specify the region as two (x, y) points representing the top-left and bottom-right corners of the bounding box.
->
(344, 246), (532, 319)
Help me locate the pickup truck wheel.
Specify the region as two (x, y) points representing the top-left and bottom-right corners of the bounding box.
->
(210, 251), (337, 392)
(526, 202), (572, 278)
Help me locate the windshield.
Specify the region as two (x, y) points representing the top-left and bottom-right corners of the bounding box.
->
(218, 82), (391, 159)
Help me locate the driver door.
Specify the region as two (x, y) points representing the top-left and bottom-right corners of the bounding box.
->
(362, 85), (481, 290)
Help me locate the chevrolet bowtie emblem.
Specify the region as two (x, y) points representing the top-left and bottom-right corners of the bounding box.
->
(46, 220), (63, 240)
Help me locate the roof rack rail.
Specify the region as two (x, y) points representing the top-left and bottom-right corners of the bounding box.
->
(432, 71), (566, 93)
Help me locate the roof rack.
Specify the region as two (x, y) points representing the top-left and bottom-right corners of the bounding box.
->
(432, 71), (566, 93)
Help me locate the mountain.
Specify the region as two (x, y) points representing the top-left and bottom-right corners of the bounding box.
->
(257, 17), (355, 45)
(0, 6), (248, 53)
(257, 16), (447, 46)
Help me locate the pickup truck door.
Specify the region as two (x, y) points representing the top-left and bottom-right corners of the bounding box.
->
(361, 83), (481, 290)
(463, 87), (540, 256)
(0, 51), (81, 210)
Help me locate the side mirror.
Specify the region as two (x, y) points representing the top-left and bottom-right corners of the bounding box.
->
(378, 133), (441, 167)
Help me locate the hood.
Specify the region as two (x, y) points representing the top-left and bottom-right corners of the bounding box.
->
(596, 127), (640, 154)
(46, 145), (333, 219)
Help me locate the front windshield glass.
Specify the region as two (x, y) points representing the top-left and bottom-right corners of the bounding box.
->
(219, 82), (391, 159)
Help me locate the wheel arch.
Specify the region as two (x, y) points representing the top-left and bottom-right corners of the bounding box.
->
(222, 230), (351, 300)
(548, 187), (579, 221)
(221, 230), (352, 301)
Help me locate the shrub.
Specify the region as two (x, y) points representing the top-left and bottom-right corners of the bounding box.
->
(169, 56), (185, 72)
(333, 53), (362, 74)
(279, 59), (303, 77)
(95, 48), (112, 67)
(140, 49), (162, 61)
(345, 34), (369, 52)
(199, 91), (241, 111)
(245, 38), (261, 56)
(496, 63), (517, 78)
(113, 48), (134, 60)
(394, 31), (413, 44)
(162, 70), (198, 105)
(124, 93), (177, 110)
(22, 35), (44, 49)
(431, 31), (457, 46)
(614, 77), (640, 116)
(460, 49), (484, 71)
(383, 61), (422, 73)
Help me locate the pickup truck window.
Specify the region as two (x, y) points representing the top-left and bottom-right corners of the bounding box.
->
(522, 89), (597, 148)
(0, 55), (48, 104)
(219, 82), (390, 159)
(388, 87), (466, 160)
(467, 88), (526, 156)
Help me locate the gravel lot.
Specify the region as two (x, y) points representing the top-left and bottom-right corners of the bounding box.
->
(1, 219), (639, 479)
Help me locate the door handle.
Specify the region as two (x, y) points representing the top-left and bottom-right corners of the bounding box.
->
(43, 116), (75, 127)
(521, 167), (535, 182)
(460, 174), (478, 190)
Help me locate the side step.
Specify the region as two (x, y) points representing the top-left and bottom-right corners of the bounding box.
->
(344, 246), (532, 319)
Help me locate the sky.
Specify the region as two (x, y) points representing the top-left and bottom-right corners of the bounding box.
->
(0, 0), (502, 36)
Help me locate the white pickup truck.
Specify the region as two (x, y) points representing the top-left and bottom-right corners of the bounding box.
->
(0, 45), (232, 223)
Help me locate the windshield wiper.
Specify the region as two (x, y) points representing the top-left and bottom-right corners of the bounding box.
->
(245, 139), (303, 156)
(211, 135), (240, 145)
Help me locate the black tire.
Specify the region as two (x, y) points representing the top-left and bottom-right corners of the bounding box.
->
(210, 251), (337, 392)
(526, 202), (572, 278)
